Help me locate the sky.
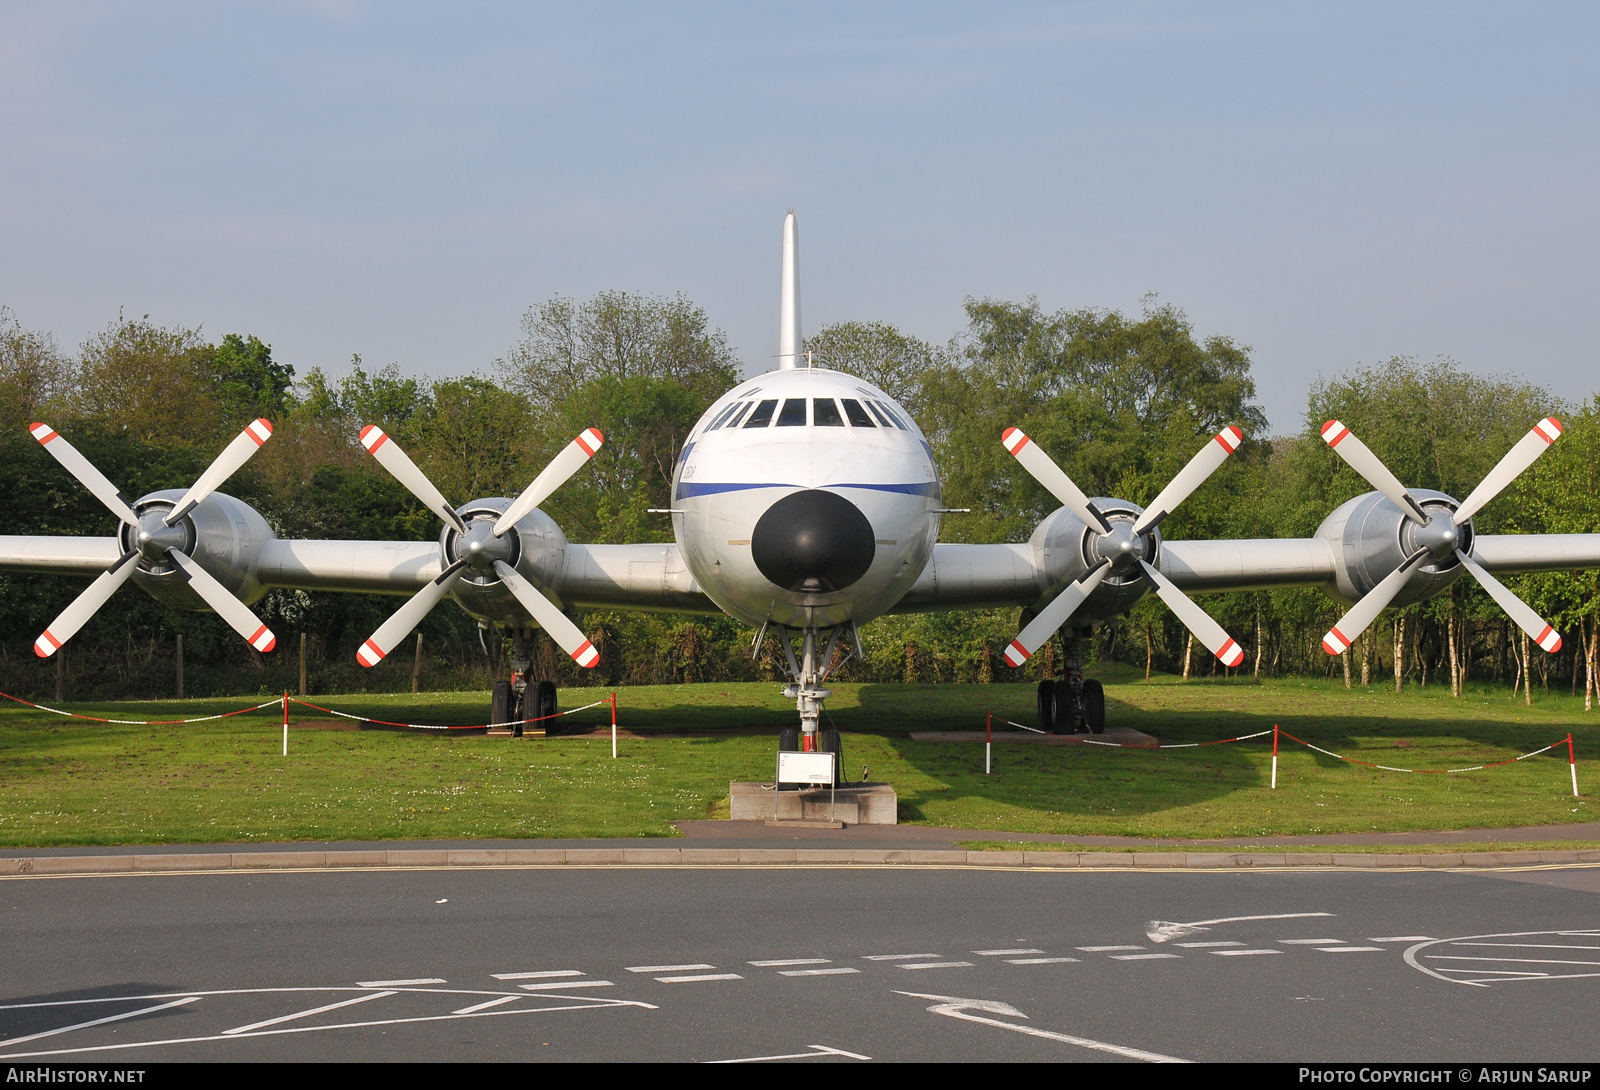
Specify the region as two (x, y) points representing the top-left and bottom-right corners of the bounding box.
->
(1, 2), (1596, 433)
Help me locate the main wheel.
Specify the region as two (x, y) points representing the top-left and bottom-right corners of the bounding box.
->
(1051, 681), (1076, 735)
(538, 680), (558, 730)
(1036, 679), (1057, 733)
(1082, 678), (1106, 734)
(819, 726), (844, 785)
(490, 679), (512, 730)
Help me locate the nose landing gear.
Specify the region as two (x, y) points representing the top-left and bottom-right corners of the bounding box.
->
(767, 622), (855, 785)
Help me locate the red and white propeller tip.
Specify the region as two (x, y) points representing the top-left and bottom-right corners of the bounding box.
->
(573, 639), (600, 669)
(34, 630), (61, 658)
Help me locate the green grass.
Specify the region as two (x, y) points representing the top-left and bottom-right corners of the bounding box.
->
(0, 665), (1593, 846)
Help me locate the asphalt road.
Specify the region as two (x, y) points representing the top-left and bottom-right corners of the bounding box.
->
(2, 864), (1597, 1063)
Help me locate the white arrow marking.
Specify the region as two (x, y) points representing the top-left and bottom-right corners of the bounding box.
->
(1146, 912), (1336, 943)
(708, 1044), (872, 1063)
(897, 992), (1189, 1063)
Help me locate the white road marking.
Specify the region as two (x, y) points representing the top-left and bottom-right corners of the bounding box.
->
(779, 968), (860, 977)
(223, 990), (394, 1035)
(1406, 929), (1600, 988)
(627, 963), (714, 973)
(0, 997), (200, 1049)
(520, 980), (615, 991)
(973, 948), (1043, 956)
(356, 978), (444, 987)
(1370, 936), (1434, 942)
(1177, 941), (1244, 948)
(1452, 942), (1600, 951)
(1316, 947), (1384, 953)
(452, 996), (521, 1015)
(1428, 955), (1600, 968)
(1111, 953), (1181, 961)
(862, 953), (938, 960)
(1212, 950), (1282, 957)
(655, 973), (743, 983)
(1278, 939), (1344, 945)
(1147, 912), (1335, 943)
(1005, 957), (1079, 965)
(898, 992), (1188, 1064)
(1077, 945), (1142, 952)
(493, 970), (582, 980)
(749, 958), (831, 967)
(708, 1044), (871, 1063)
(897, 962), (974, 970)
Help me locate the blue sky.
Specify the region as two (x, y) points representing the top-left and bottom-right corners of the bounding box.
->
(1, 2), (1595, 431)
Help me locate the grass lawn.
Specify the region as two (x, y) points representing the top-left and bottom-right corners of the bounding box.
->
(0, 664), (1592, 846)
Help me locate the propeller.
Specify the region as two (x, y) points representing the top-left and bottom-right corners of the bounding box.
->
(1319, 417), (1564, 656)
(1000, 425), (1247, 668)
(354, 426), (604, 668)
(29, 420), (278, 658)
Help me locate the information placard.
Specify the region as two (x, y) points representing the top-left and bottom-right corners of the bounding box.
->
(777, 751), (836, 785)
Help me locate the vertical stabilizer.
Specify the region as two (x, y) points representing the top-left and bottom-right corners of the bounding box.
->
(778, 211), (801, 369)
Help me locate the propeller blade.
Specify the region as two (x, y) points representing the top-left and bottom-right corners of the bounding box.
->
(1455, 549), (1562, 653)
(1321, 420), (1428, 524)
(492, 559), (600, 668)
(358, 425), (467, 534)
(167, 549), (277, 653)
(1452, 417), (1562, 526)
(1001, 427), (1111, 534)
(30, 423), (139, 527)
(33, 550), (140, 657)
(1133, 426), (1243, 535)
(1139, 559), (1246, 667)
(356, 559), (468, 667)
(493, 428), (604, 537)
(1002, 561), (1112, 667)
(165, 419), (274, 526)
(1320, 548), (1430, 655)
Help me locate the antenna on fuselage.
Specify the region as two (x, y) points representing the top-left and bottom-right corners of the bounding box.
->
(778, 211), (801, 370)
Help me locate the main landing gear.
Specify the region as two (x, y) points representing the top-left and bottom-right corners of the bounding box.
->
(1036, 626), (1106, 735)
(490, 626), (560, 736)
(766, 622), (855, 786)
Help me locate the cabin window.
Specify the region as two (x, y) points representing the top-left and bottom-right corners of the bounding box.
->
(743, 399), (778, 428)
(705, 401), (742, 431)
(813, 398), (845, 426)
(840, 398), (875, 427)
(776, 398), (808, 426)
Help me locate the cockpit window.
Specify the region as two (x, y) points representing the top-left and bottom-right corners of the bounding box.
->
(705, 401), (743, 431)
(743, 399), (778, 428)
(813, 398), (844, 426)
(873, 401), (909, 430)
(864, 400), (895, 428)
(724, 402), (754, 428)
(840, 398), (875, 427)
(776, 398), (808, 426)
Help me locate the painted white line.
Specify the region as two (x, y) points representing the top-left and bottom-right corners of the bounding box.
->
(452, 996), (522, 1015)
(1005, 957), (1079, 965)
(1452, 942), (1600, 951)
(1277, 939), (1344, 945)
(0, 997), (200, 1049)
(654, 973), (743, 984)
(1077, 945), (1143, 952)
(779, 968), (860, 977)
(519, 980), (615, 991)
(223, 990), (394, 1035)
(1316, 947), (1385, 953)
(493, 970), (582, 980)
(862, 953), (937, 961)
(356, 978), (444, 987)
(749, 959), (831, 967)
(973, 948), (1043, 956)
(1432, 969), (1549, 977)
(1212, 949), (1282, 957)
(898, 992), (1188, 1064)
(898, 962), (974, 970)
(1177, 941), (1245, 948)
(1111, 953), (1181, 961)
(1427, 955), (1600, 968)
(708, 1044), (871, 1063)
(1370, 936), (1434, 943)
(627, 963), (714, 973)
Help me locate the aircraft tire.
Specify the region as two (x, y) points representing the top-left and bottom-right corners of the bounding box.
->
(1082, 679), (1106, 734)
(1037, 679), (1057, 733)
(491, 680), (513, 731)
(820, 726), (843, 784)
(1051, 683), (1077, 734)
(779, 727), (799, 751)
(538, 681), (558, 731)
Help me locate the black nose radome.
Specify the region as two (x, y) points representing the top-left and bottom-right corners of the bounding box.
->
(751, 489), (875, 594)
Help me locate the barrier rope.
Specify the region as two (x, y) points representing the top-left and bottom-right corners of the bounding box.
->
(1276, 727), (1567, 775)
(286, 695), (612, 732)
(992, 716), (1272, 749)
(0, 690), (282, 725)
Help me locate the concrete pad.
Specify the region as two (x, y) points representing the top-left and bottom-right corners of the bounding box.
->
(680, 849), (741, 865)
(623, 849), (680, 865)
(134, 853), (230, 871)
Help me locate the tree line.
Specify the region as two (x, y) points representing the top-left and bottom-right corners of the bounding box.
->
(0, 294), (1595, 707)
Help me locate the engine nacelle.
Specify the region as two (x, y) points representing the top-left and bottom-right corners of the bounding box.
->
(1313, 489), (1472, 607)
(1029, 498), (1163, 623)
(442, 497), (569, 626)
(123, 490), (275, 611)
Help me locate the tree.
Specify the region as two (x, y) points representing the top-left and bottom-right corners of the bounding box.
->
(805, 320), (942, 413)
(71, 314), (221, 444)
(0, 307), (74, 436)
(208, 333), (295, 429)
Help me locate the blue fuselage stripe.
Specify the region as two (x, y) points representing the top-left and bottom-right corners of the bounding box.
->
(675, 481), (938, 499)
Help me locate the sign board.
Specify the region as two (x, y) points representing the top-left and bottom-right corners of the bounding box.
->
(777, 751), (835, 785)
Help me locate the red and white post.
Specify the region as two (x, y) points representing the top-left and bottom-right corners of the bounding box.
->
(1570, 733), (1579, 798)
(1271, 724), (1279, 790)
(985, 710), (992, 775)
(611, 692), (618, 759)
(282, 691), (289, 757)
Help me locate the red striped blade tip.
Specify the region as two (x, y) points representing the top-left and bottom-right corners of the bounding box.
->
(1001, 427), (1029, 454)
(1214, 426), (1243, 452)
(358, 425), (388, 451)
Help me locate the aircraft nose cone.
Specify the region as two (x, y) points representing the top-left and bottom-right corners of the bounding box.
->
(751, 490), (876, 594)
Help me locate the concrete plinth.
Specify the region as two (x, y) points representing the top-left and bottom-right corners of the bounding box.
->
(729, 782), (898, 825)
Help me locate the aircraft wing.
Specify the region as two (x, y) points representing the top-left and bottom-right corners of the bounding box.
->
(0, 536), (121, 576)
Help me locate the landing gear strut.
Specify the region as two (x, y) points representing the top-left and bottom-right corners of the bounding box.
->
(1035, 627), (1106, 734)
(765, 622), (855, 785)
(491, 626), (559, 736)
